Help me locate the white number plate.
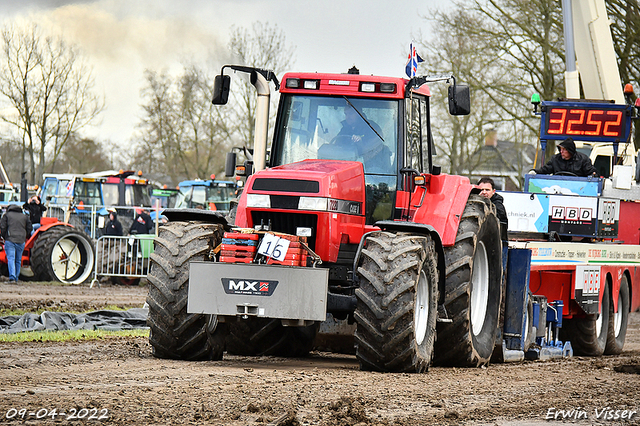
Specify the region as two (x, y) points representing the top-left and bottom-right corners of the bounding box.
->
(257, 234), (290, 261)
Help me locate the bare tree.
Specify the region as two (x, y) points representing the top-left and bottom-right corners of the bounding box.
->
(419, 0), (569, 177)
(55, 135), (113, 173)
(134, 67), (235, 185)
(227, 22), (296, 149)
(608, 0), (640, 149)
(134, 22), (295, 185)
(0, 24), (103, 184)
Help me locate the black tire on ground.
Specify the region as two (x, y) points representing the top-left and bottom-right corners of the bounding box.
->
(31, 225), (95, 284)
(562, 283), (610, 356)
(605, 276), (629, 355)
(434, 194), (503, 367)
(354, 231), (439, 373)
(146, 221), (227, 360)
(225, 318), (319, 357)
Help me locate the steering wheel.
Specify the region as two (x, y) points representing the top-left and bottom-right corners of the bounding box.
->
(553, 171), (577, 177)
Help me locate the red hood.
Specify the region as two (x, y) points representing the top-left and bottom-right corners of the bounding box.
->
(245, 159), (365, 203)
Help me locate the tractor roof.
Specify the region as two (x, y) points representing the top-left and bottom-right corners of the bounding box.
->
(280, 72), (430, 99)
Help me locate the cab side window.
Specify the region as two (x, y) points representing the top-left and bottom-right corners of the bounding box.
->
(406, 97), (424, 173)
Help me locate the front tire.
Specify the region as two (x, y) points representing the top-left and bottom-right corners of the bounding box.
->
(31, 225), (95, 284)
(225, 318), (318, 357)
(562, 283), (610, 356)
(146, 221), (226, 360)
(354, 232), (439, 373)
(605, 276), (629, 355)
(434, 195), (503, 367)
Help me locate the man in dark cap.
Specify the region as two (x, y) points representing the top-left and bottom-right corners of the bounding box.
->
(533, 137), (597, 177)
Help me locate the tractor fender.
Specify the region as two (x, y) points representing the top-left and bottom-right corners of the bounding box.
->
(354, 221), (446, 306)
(25, 219), (73, 251)
(161, 208), (231, 228)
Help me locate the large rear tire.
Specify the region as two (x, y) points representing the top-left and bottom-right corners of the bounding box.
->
(31, 226), (95, 284)
(434, 195), (503, 367)
(605, 276), (629, 355)
(562, 284), (610, 356)
(146, 221), (227, 360)
(354, 232), (439, 373)
(225, 318), (319, 357)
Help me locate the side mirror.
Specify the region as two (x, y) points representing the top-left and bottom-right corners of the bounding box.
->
(212, 75), (231, 105)
(225, 152), (237, 177)
(448, 83), (470, 116)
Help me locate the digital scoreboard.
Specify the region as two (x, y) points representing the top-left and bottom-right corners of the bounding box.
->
(540, 101), (633, 143)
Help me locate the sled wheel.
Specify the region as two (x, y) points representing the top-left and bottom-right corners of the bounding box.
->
(562, 283), (610, 356)
(605, 276), (629, 355)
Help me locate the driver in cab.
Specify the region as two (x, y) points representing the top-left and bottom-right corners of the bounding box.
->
(336, 106), (392, 173)
(532, 137), (597, 177)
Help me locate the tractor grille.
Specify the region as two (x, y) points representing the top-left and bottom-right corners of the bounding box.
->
(252, 178), (319, 193)
(251, 211), (318, 250)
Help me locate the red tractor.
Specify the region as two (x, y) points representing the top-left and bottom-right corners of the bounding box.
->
(0, 216), (95, 284)
(147, 66), (503, 371)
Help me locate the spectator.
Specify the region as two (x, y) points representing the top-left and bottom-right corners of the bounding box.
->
(477, 177), (508, 228)
(0, 204), (32, 282)
(23, 195), (46, 233)
(533, 138), (597, 177)
(104, 209), (123, 236)
(130, 208), (153, 235)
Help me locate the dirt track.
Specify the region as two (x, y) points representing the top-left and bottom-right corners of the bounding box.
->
(1, 281), (639, 425)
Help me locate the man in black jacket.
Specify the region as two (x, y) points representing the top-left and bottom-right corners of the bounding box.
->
(533, 137), (597, 177)
(477, 177), (508, 228)
(0, 204), (32, 282)
(23, 195), (46, 233)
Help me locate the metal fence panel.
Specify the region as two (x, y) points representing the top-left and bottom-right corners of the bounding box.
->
(90, 235), (155, 288)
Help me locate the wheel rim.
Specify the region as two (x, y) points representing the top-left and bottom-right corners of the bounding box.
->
(414, 270), (429, 346)
(613, 290), (623, 338)
(595, 308), (604, 338)
(470, 241), (489, 336)
(50, 233), (94, 284)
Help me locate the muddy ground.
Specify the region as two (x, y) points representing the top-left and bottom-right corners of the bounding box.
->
(1, 281), (639, 426)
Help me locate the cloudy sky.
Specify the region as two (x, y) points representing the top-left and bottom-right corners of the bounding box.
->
(0, 0), (448, 147)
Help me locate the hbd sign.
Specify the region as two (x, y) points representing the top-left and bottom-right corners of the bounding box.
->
(550, 206), (593, 222)
(548, 195), (597, 237)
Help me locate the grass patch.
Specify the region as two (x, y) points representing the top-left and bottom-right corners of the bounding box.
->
(0, 328), (149, 343)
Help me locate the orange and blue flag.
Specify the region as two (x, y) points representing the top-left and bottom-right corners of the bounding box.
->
(405, 43), (424, 78)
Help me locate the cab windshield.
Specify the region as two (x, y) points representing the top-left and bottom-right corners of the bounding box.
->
(272, 94), (399, 223)
(272, 95), (398, 175)
(175, 184), (236, 211)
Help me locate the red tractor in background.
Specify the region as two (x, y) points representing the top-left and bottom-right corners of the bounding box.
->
(0, 216), (95, 284)
(146, 65), (506, 372)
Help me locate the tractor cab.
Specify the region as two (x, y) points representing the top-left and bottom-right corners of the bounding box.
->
(265, 72), (469, 225)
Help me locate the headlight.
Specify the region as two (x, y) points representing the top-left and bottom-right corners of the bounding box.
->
(298, 197), (328, 211)
(246, 194), (270, 208)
